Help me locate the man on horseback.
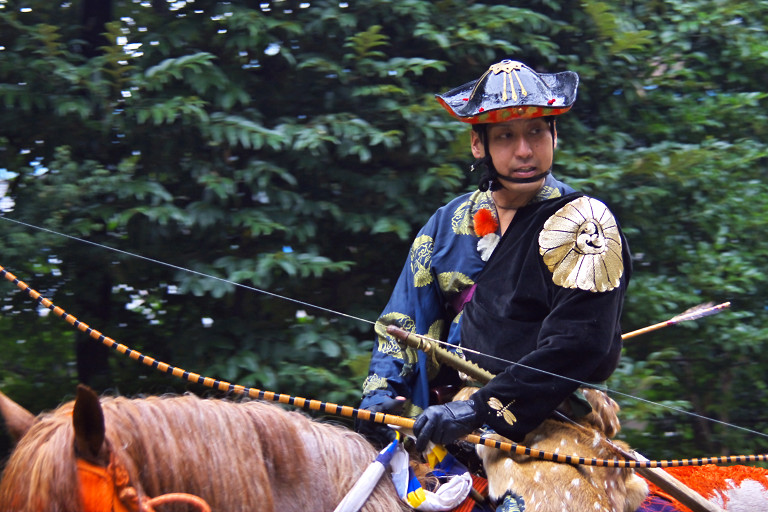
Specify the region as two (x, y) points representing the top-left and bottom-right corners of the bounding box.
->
(357, 59), (638, 511)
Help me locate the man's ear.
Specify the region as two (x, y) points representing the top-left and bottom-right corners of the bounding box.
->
(470, 129), (485, 159)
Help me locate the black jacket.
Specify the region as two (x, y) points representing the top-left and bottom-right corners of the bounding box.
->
(461, 192), (632, 441)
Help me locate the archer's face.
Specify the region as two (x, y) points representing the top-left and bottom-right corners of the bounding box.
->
(471, 118), (556, 194)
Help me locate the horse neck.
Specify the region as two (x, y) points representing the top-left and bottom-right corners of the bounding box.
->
(102, 396), (403, 512)
(1, 394), (408, 512)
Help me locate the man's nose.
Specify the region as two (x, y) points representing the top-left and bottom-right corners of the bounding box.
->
(514, 136), (533, 158)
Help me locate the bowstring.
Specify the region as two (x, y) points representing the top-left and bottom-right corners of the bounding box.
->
(422, 334), (768, 439)
(0, 216), (374, 326)
(2, 214), (765, 440)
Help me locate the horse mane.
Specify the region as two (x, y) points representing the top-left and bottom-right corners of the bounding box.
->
(1, 400), (80, 511)
(0, 393), (409, 512)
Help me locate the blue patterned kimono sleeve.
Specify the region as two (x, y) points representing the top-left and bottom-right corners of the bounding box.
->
(360, 215), (451, 418)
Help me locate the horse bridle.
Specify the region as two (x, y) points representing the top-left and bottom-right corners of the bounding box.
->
(77, 454), (135, 512)
(77, 451), (211, 512)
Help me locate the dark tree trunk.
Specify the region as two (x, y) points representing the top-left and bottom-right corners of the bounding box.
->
(79, 0), (113, 58)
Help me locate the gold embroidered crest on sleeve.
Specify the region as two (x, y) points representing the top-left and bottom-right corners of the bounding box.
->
(538, 197), (623, 292)
(362, 374), (388, 395)
(451, 199), (475, 235)
(536, 185), (562, 201)
(375, 313), (417, 362)
(452, 191), (495, 235)
(437, 272), (475, 295)
(409, 235), (434, 287)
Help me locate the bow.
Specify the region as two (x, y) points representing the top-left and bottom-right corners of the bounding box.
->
(1, 263), (765, 475)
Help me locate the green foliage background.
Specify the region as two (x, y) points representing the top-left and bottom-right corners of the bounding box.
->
(1, 0), (767, 463)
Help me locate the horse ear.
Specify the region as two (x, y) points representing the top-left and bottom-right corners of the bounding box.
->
(0, 389), (36, 444)
(72, 384), (106, 462)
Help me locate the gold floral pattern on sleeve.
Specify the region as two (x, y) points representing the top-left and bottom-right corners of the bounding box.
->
(536, 184), (563, 201)
(362, 374), (388, 396)
(409, 235), (434, 287)
(538, 197), (623, 292)
(375, 312), (420, 365)
(451, 190), (495, 235)
(436, 271), (475, 295)
(451, 199), (475, 235)
(473, 189), (496, 213)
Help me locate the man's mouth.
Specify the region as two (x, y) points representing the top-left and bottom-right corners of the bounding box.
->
(511, 166), (538, 177)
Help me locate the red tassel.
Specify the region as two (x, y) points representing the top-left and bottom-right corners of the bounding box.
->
(473, 208), (498, 237)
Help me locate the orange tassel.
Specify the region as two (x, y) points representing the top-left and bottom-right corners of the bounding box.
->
(473, 208), (499, 237)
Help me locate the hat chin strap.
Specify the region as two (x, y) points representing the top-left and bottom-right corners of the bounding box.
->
(475, 124), (554, 190)
(473, 155), (551, 191)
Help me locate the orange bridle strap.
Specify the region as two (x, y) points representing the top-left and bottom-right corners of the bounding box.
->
(76, 458), (135, 512)
(142, 494), (212, 512)
(77, 456), (211, 512)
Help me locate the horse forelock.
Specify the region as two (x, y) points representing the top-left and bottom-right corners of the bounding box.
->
(2, 393), (408, 512)
(0, 402), (80, 512)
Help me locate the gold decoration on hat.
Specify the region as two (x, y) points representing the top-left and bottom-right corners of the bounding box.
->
(539, 197), (623, 292)
(490, 60), (528, 101)
(469, 60), (530, 104)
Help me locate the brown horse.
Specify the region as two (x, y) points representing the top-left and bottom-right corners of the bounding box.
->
(6, 386), (765, 512)
(0, 385), (410, 512)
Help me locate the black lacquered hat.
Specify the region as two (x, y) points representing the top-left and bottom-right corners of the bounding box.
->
(436, 60), (579, 124)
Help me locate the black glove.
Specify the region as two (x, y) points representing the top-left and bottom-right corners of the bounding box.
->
(355, 396), (406, 448)
(413, 400), (480, 452)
